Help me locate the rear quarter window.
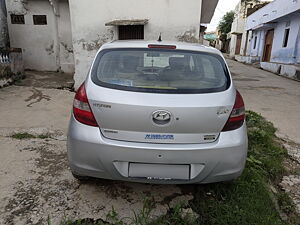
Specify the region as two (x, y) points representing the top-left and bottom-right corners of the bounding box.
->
(91, 48), (230, 94)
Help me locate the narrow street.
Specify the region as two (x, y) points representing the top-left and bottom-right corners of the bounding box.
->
(0, 60), (299, 224)
(227, 58), (300, 144)
(227, 59), (300, 213)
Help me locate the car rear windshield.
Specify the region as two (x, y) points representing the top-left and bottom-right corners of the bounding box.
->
(91, 48), (230, 94)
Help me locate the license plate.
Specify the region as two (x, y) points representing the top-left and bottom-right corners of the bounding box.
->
(129, 163), (190, 180)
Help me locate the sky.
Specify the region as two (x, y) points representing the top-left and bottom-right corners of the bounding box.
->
(206, 0), (240, 32)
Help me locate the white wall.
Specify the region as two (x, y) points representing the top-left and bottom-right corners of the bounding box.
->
(270, 14), (300, 64)
(249, 29), (266, 59)
(6, 0), (57, 71)
(0, 0), (8, 48)
(247, 0), (300, 30)
(69, 0), (203, 89)
(297, 26), (300, 64)
(229, 35), (238, 57)
(248, 13), (300, 64)
(58, 0), (74, 74)
(230, 3), (246, 34)
(6, 0), (74, 73)
(229, 0), (257, 57)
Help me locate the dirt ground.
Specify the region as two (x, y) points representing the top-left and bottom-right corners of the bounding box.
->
(0, 61), (299, 224)
(0, 85), (195, 225)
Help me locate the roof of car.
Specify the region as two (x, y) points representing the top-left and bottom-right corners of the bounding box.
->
(100, 40), (222, 56)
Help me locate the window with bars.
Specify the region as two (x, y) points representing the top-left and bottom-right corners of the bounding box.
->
(282, 28), (290, 48)
(118, 25), (144, 40)
(33, 15), (47, 25)
(253, 36), (257, 49)
(11, 15), (25, 24)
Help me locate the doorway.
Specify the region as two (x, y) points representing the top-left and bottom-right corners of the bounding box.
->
(235, 34), (242, 55)
(262, 29), (274, 62)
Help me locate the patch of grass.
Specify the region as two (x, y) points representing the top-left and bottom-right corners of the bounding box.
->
(276, 192), (297, 216)
(190, 111), (299, 225)
(132, 198), (155, 225)
(60, 111), (299, 225)
(11, 132), (51, 140)
(246, 111), (286, 180)
(37, 134), (51, 139)
(61, 218), (109, 225)
(11, 132), (36, 139)
(149, 204), (199, 225)
(60, 200), (196, 225)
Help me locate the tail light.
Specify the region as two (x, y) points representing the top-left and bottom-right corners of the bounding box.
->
(73, 83), (98, 127)
(222, 90), (245, 132)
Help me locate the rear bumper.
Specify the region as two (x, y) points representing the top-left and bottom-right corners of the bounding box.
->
(67, 116), (248, 184)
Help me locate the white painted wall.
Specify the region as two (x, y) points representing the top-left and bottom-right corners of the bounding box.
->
(6, 0), (57, 71)
(229, 1), (256, 57)
(230, 3), (246, 34)
(248, 13), (300, 64)
(58, 0), (74, 74)
(6, 0), (74, 73)
(69, 0), (203, 89)
(249, 29), (266, 59)
(247, 0), (300, 30)
(229, 35), (238, 57)
(0, 0), (8, 48)
(271, 14), (300, 64)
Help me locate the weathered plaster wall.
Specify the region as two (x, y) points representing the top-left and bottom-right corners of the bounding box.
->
(249, 29), (266, 60)
(6, 0), (74, 73)
(69, 0), (203, 89)
(6, 0), (57, 71)
(247, 0), (300, 30)
(270, 14), (300, 64)
(0, 0), (8, 48)
(229, 0), (259, 57)
(249, 13), (300, 65)
(297, 27), (300, 64)
(229, 34), (237, 57)
(230, 3), (246, 34)
(58, 0), (74, 74)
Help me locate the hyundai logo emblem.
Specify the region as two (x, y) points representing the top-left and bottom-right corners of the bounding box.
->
(152, 110), (172, 125)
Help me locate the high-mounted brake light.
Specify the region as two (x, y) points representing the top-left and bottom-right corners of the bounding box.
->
(222, 90), (245, 132)
(73, 83), (98, 127)
(148, 44), (176, 49)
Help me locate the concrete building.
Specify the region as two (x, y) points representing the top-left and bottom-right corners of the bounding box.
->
(69, 0), (219, 88)
(4, 0), (219, 89)
(229, 2), (248, 58)
(246, 0), (300, 79)
(5, 0), (75, 73)
(0, 0), (8, 48)
(229, 0), (270, 59)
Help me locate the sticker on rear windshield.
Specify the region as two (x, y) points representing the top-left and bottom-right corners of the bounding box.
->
(145, 134), (174, 140)
(108, 79), (133, 87)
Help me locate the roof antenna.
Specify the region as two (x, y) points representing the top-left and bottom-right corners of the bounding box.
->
(157, 33), (162, 42)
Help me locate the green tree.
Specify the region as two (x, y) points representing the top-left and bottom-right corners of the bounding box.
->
(218, 11), (235, 42)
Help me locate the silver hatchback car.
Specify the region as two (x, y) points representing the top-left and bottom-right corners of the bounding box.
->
(67, 40), (248, 184)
